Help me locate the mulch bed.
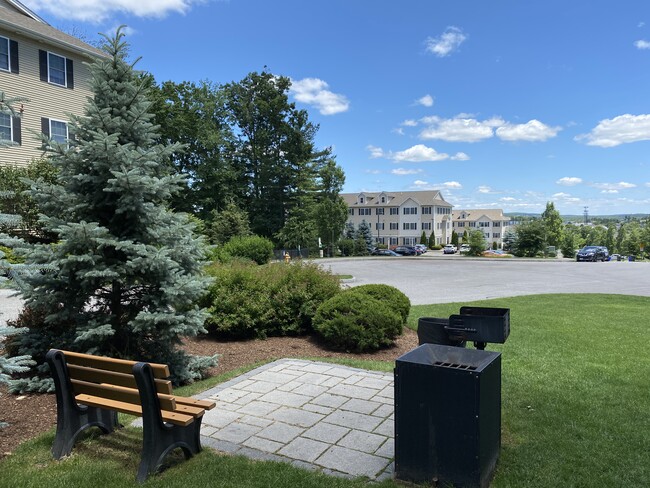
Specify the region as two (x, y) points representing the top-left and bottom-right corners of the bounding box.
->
(0, 329), (418, 460)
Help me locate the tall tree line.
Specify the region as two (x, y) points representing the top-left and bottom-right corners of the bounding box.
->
(148, 71), (347, 248)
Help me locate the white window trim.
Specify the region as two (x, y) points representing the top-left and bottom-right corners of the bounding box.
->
(0, 112), (13, 141)
(47, 51), (67, 87)
(49, 118), (69, 145)
(0, 36), (9, 72)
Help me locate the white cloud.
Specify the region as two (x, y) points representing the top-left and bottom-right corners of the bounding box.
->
(413, 180), (429, 186)
(576, 114), (650, 147)
(601, 190), (619, 194)
(496, 119), (561, 142)
(22, 0), (201, 22)
(500, 197), (517, 202)
(635, 40), (650, 49)
(367, 145), (385, 159)
(402, 119), (418, 127)
(392, 128), (405, 136)
(290, 78), (350, 115)
(556, 177), (583, 186)
(552, 192), (572, 198)
(442, 181), (462, 189)
(365, 169), (382, 174)
(392, 168), (422, 175)
(591, 181), (636, 190)
(646, 182), (650, 187)
(451, 152), (470, 161)
(419, 115), (504, 142)
(391, 144), (449, 162)
(425, 26), (467, 57)
(478, 186), (493, 194)
(416, 94), (434, 107)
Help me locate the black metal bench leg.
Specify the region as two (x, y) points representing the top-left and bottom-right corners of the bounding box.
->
(47, 350), (121, 459)
(134, 362), (203, 483)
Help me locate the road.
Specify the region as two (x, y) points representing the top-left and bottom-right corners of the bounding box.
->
(2, 257), (648, 326)
(318, 256), (650, 305)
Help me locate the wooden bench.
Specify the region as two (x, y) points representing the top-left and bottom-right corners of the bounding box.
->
(46, 349), (216, 482)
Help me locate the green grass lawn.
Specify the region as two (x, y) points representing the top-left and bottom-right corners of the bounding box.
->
(1, 294), (648, 487)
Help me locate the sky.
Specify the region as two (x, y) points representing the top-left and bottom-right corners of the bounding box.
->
(20, 0), (650, 215)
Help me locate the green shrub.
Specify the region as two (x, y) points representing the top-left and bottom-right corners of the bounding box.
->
(347, 284), (410, 323)
(0, 245), (23, 264)
(431, 244), (443, 250)
(313, 291), (403, 352)
(338, 238), (355, 256)
(202, 261), (341, 338)
(221, 235), (274, 265)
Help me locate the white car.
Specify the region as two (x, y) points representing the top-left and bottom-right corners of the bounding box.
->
(443, 244), (457, 254)
(459, 244), (470, 252)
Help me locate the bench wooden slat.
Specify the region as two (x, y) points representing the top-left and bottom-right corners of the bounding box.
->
(71, 379), (177, 411)
(75, 394), (194, 426)
(62, 350), (170, 378)
(67, 364), (173, 395)
(174, 397), (216, 411)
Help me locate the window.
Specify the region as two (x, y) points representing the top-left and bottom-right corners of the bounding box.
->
(375, 223), (384, 230)
(422, 222), (431, 230)
(493, 233), (501, 238)
(403, 223), (417, 230)
(376, 208), (384, 215)
(0, 37), (8, 71)
(436, 207), (451, 215)
(348, 208), (354, 216)
(493, 221), (501, 227)
(484, 233), (490, 239)
(422, 206), (432, 215)
(42, 118), (69, 145)
(376, 237), (386, 245)
(403, 237), (417, 246)
(389, 208), (399, 215)
(457, 221), (465, 227)
(389, 237), (398, 246)
(479, 221), (490, 227)
(39, 50), (74, 88)
(389, 222), (398, 230)
(359, 196), (365, 204)
(381, 196), (386, 203)
(359, 208), (371, 216)
(0, 113), (21, 145)
(403, 207), (417, 215)
(469, 222), (476, 227)
(0, 113), (11, 141)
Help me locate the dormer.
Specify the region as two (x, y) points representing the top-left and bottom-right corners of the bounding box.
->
(358, 192), (367, 205)
(378, 192), (389, 204)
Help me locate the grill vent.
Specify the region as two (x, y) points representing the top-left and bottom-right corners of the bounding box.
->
(433, 361), (477, 370)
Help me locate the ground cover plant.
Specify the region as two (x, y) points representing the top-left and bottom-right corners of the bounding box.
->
(1, 294), (648, 487)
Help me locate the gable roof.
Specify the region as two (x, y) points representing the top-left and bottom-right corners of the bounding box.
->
(341, 190), (452, 207)
(453, 209), (511, 222)
(0, 1), (106, 59)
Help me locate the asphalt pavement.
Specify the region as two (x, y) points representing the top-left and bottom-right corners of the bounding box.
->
(319, 254), (650, 305)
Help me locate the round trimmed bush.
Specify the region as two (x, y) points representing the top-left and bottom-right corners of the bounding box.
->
(221, 235), (274, 265)
(313, 291), (403, 352)
(347, 284), (410, 322)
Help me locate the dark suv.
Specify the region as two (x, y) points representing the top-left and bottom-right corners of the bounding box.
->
(393, 246), (418, 256)
(576, 246), (607, 262)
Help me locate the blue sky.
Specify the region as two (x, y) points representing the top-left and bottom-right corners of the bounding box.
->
(23, 0), (650, 215)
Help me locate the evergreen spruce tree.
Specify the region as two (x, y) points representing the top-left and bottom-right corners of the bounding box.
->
(420, 231), (427, 245)
(355, 220), (374, 255)
(11, 29), (215, 391)
(428, 230), (436, 249)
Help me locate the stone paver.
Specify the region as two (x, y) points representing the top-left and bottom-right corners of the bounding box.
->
(197, 359), (395, 480)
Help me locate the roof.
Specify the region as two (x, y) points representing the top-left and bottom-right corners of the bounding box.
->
(0, 2), (106, 59)
(341, 190), (452, 207)
(452, 209), (511, 222)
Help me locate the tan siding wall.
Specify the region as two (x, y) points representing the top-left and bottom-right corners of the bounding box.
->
(0, 1), (17, 11)
(0, 28), (94, 167)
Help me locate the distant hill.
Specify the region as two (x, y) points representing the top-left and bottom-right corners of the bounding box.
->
(504, 212), (649, 221)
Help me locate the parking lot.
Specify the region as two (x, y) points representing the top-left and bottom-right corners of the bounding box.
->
(319, 256), (650, 305)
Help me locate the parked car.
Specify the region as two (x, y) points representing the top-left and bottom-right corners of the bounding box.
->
(576, 246), (607, 262)
(371, 249), (401, 257)
(459, 244), (470, 253)
(394, 246), (419, 256)
(443, 244), (457, 254)
(414, 244), (428, 254)
(598, 246), (610, 260)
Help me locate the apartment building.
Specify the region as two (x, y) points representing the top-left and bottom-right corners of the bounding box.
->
(0, 0), (105, 167)
(451, 209), (512, 248)
(341, 190), (454, 247)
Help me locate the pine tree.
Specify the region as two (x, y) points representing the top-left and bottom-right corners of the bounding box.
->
(11, 28), (215, 391)
(428, 230), (436, 248)
(355, 220), (374, 255)
(0, 91), (35, 421)
(420, 231), (427, 245)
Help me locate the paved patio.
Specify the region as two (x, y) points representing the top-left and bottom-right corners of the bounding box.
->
(195, 359), (395, 481)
